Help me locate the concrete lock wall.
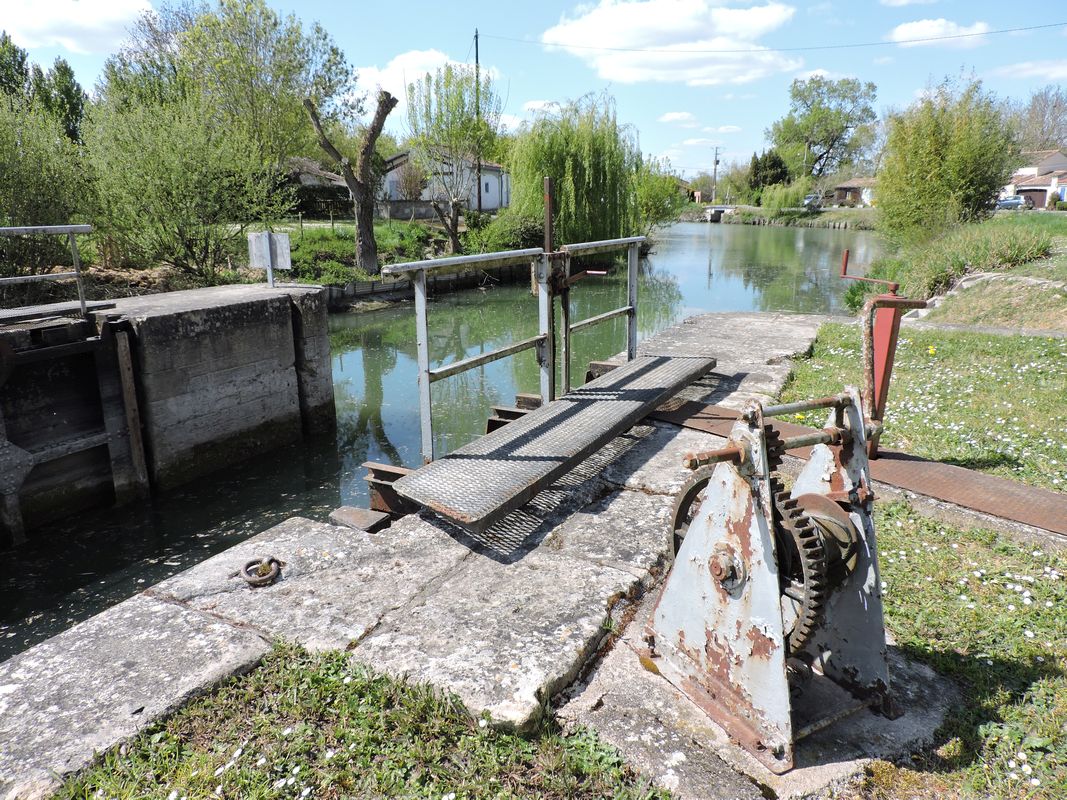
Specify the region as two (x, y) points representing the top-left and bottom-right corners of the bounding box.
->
(100, 285), (335, 492)
(0, 284), (335, 544)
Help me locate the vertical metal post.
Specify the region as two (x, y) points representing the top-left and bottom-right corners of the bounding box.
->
(561, 254), (571, 395)
(626, 241), (639, 361)
(414, 269), (434, 463)
(67, 231), (87, 317)
(536, 254), (555, 404)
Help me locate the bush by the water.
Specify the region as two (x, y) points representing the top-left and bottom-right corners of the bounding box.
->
(845, 220), (1052, 309)
(464, 209), (544, 253)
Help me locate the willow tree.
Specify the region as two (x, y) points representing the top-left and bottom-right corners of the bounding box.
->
(510, 94), (640, 245)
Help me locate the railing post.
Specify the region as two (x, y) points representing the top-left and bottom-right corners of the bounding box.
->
(626, 240), (639, 361)
(67, 231), (87, 317)
(414, 269), (434, 463)
(536, 253), (555, 403)
(561, 253), (571, 395)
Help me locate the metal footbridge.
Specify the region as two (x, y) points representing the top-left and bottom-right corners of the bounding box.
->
(380, 229), (714, 532)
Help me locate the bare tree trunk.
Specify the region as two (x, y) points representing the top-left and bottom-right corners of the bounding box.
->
(304, 91), (398, 275)
(431, 198), (463, 254)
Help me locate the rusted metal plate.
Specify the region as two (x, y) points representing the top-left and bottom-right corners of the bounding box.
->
(647, 420), (795, 774)
(654, 401), (1067, 537)
(394, 355), (716, 533)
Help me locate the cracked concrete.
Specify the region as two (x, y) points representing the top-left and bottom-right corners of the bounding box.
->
(7, 311), (915, 799)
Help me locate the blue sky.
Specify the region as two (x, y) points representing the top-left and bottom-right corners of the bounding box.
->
(6, 1), (1067, 176)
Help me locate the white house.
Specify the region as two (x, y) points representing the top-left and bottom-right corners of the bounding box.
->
(379, 151), (511, 212)
(1003, 149), (1067, 208)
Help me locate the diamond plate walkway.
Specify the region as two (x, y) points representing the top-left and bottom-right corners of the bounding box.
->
(394, 354), (716, 532)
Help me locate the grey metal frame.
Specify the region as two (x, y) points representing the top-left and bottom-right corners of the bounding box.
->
(0, 224), (93, 316)
(558, 236), (643, 394)
(381, 236), (645, 464)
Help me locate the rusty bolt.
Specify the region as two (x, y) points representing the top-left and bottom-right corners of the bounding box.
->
(709, 552), (735, 582)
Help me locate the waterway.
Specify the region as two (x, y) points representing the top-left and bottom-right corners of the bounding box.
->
(0, 221), (881, 660)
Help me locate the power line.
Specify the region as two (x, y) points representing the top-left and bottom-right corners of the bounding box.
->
(482, 21), (1066, 55)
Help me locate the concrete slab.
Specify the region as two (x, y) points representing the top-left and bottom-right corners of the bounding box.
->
(328, 505), (391, 532)
(560, 591), (958, 800)
(149, 516), (472, 652)
(351, 540), (641, 734)
(601, 421), (726, 496)
(0, 594), (267, 800)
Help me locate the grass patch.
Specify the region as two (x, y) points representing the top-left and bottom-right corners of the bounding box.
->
(58, 646), (668, 799)
(848, 502), (1067, 799)
(846, 221), (1053, 309)
(286, 222), (444, 285)
(779, 323), (1067, 491)
(922, 279), (1067, 331)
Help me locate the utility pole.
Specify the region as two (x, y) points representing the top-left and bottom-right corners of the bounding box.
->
(711, 146), (722, 204)
(475, 28), (482, 213)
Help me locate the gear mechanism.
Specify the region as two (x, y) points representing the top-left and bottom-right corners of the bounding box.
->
(669, 424), (840, 656)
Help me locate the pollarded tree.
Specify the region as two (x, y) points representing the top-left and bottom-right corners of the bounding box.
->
(878, 77), (1019, 242)
(1013, 85), (1067, 152)
(768, 75), (877, 177)
(406, 64), (502, 253)
(304, 91), (398, 274)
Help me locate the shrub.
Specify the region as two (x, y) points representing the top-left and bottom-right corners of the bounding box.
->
(878, 78), (1019, 243)
(465, 209), (544, 253)
(1057, 201), (1067, 212)
(844, 222), (1051, 309)
(760, 179), (811, 215)
(0, 101), (88, 277)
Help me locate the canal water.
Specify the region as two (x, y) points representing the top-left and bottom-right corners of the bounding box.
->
(0, 222), (880, 660)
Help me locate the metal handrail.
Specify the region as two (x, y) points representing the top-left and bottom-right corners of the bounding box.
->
(380, 247), (544, 276)
(0, 224), (93, 316)
(393, 235), (646, 463)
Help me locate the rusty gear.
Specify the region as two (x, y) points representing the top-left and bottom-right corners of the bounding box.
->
(669, 423), (829, 655)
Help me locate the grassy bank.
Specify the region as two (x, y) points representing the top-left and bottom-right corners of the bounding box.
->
(59, 646), (667, 800)
(723, 206), (877, 230)
(846, 213), (1067, 311)
(779, 323), (1067, 492)
(286, 222), (445, 285)
(853, 502), (1066, 800)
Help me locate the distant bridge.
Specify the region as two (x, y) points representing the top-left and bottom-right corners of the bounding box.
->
(702, 205), (737, 222)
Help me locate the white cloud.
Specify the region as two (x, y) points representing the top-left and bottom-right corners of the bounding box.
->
(498, 113), (525, 133)
(658, 111), (700, 127)
(794, 67), (854, 80)
(880, 0), (938, 7)
(682, 137), (723, 146)
(887, 18), (991, 48)
(702, 124), (741, 133)
(4, 0), (150, 54)
(541, 0), (802, 86)
(358, 49), (454, 100)
(873, 55), (895, 65)
(991, 60), (1067, 81)
(523, 99), (553, 113)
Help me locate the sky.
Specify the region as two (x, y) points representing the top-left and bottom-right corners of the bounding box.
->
(5, 0), (1067, 177)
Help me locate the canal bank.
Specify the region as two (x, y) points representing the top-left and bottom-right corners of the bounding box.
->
(1, 222), (882, 661)
(2, 310), (956, 800)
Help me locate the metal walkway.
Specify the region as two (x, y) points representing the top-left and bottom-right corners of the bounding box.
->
(0, 300), (114, 326)
(395, 354), (716, 532)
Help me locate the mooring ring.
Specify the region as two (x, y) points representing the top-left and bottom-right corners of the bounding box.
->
(240, 557), (281, 588)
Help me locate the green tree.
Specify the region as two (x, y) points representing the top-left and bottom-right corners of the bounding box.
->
(509, 93), (640, 245)
(86, 93), (289, 281)
(0, 100), (86, 275)
(406, 63), (502, 253)
(634, 158), (687, 236)
(688, 171), (715, 199)
(30, 58), (86, 142)
(878, 78), (1019, 242)
(768, 75), (877, 177)
(749, 150), (789, 191)
(100, 0), (353, 167)
(0, 31), (30, 100)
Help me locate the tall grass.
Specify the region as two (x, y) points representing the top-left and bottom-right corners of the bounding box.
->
(846, 220), (1052, 309)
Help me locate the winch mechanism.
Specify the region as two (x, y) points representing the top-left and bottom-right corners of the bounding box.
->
(644, 386), (898, 773)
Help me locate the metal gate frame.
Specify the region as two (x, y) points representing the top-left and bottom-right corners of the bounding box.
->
(380, 236), (644, 463)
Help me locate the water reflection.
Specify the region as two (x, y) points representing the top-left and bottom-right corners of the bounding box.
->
(0, 221), (880, 660)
